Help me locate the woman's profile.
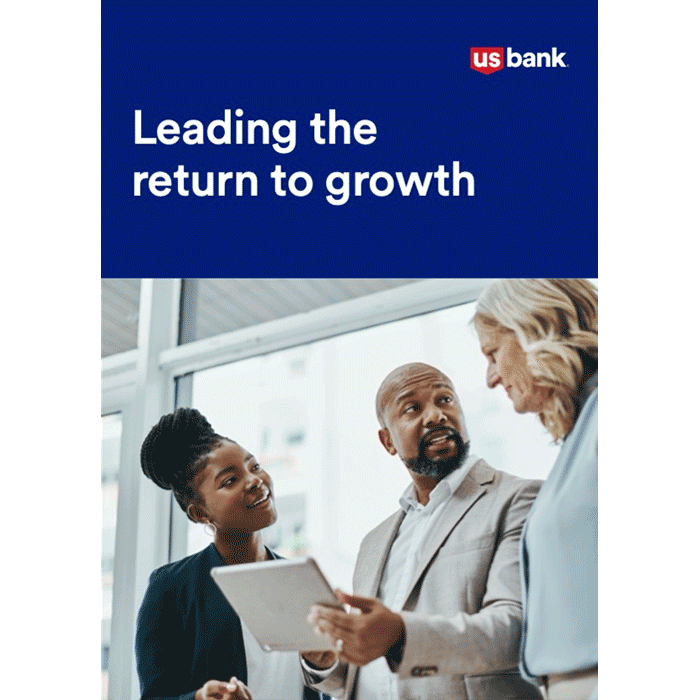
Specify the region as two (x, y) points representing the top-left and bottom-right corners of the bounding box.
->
(473, 278), (598, 700)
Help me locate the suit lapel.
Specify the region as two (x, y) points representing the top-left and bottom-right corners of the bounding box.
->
(347, 512), (405, 700)
(355, 509), (406, 597)
(398, 462), (491, 610)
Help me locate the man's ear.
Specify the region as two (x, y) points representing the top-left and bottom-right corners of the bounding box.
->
(378, 428), (397, 455)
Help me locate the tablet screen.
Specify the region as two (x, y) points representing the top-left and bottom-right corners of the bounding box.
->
(211, 557), (341, 651)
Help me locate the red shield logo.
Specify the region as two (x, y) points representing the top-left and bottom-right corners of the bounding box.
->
(470, 47), (504, 75)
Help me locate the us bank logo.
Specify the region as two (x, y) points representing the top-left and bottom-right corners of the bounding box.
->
(470, 47), (568, 74)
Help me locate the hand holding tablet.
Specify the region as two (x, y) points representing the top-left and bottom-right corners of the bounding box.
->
(308, 590), (406, 667)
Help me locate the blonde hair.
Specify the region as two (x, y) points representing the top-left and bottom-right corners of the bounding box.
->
(473, 279), (598, 441)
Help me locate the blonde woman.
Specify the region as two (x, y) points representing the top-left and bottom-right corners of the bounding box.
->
(473, 279), (598, 700)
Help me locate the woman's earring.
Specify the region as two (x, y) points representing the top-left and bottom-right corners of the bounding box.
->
(204, 521), (217, 537)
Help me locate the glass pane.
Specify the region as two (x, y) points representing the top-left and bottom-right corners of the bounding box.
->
(102, 413), (122, 700)
(187, 352), (313, 558)
(102, 279), (141, 357)
(187, 301), (558, 589)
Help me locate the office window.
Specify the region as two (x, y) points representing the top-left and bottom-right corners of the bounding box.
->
(102, 279), (141, 357)
(182, 300), (558, 588)
(102, 413), (122, 700)
(185, 352), (312, 559)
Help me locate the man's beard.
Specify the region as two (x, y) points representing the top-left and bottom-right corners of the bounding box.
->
(404, 431), (469, 480)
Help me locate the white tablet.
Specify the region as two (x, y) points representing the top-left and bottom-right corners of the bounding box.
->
(210, 557), (341, 652)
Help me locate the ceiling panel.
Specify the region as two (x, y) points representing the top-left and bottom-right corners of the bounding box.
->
(102, 279), (420, 357)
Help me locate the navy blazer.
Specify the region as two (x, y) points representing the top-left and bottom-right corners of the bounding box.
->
(136, 543), (327, 700)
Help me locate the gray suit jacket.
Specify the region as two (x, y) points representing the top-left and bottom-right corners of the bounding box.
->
(304, 460), (543, 700)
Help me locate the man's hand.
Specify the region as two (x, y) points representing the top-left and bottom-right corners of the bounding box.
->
(195, 676), (252, 700)
(307, 590), (405, 667)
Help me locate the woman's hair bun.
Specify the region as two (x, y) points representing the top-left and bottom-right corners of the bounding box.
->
(140, 408), (220, 491)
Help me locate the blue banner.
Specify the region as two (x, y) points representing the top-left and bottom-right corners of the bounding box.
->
(102, 2), (597, 278)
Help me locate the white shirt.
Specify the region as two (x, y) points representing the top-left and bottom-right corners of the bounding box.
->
(240, 617), (305, 700)
(305, 455), (478, 700)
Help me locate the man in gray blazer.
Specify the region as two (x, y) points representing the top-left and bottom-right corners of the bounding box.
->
(302, 363), (543, 700)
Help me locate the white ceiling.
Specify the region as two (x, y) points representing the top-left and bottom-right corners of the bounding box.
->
(102, 279), (421, 358)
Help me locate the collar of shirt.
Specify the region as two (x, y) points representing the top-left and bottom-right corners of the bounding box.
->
(565, 370), (598, 441)
(582, 370), (598, 398)
(399, 453), (479, 516)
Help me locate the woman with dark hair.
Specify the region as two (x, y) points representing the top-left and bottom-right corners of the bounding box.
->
(136, 407), (326, 700)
